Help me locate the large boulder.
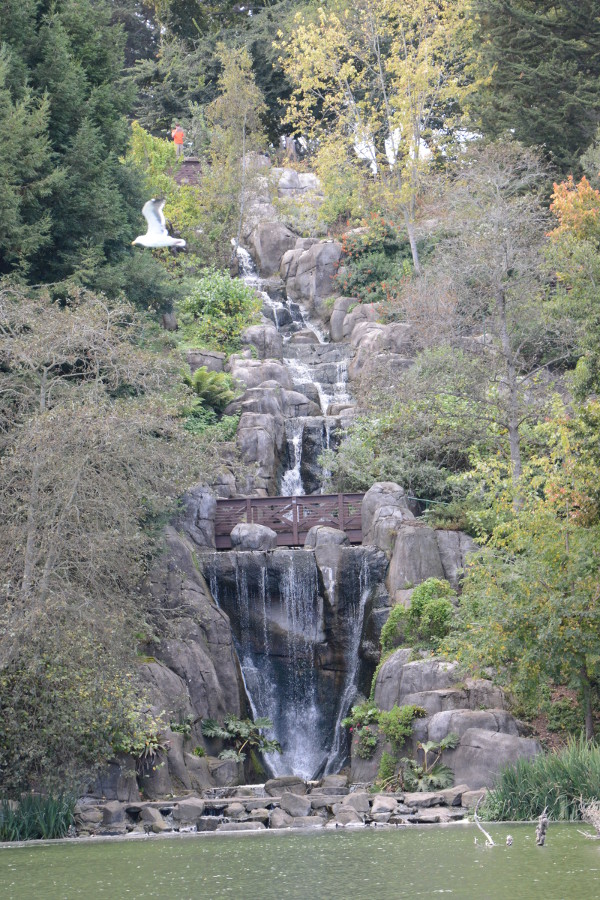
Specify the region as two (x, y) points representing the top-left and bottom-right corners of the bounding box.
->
(228, 356), (294, 391)
(230, 523), (278, 551)
(224, 383), (320, 420)
(241, 324), (283, 360)
(177, 486), (217, 550)
(236, 411), (285, 494)
(304, 525), (349, 550)
(361, 482), (415, 554)
(89, 755), (139, 803)
(387, 524), (445, 593)
(341, 303), (381, 340)
(280, 791), (312, 818)
(348, 322), (414, 381)
(187, 349), (226, 374)
(165, 730), (192, 791)
(436, 530), (477, 591)
(265, 775), (307, 796)
(423, 709), (518, 744)
(444, 728), (541, 789)
(374, 655), (458, 711)
(143, 527), (247, 728)
(248, 222), (297, 276)
(329, 296), (354, 342)
(282, 240), (343, 321)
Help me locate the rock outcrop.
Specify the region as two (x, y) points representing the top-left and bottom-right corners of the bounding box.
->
(351, 651), (541, 787)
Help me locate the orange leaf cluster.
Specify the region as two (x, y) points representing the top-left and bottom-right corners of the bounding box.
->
(549, 175), (600, 242)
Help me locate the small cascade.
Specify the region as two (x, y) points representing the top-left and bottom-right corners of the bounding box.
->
(280, 418), (306, 496)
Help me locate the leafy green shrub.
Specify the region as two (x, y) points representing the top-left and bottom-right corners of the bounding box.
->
(378, 704), (426, 752)
(380, 604), (410, 654)
(398, 733), (460, 792)
(343, 703), (425, 762)
(335, 214), (412, 303)
(177, 268), (262, 353)
(169, 715), (195, 736)
(482, 737), (600, 821)
(341, 702), (380, 731)
(381, 579), (456, 652)
(377, 751), (397, 784)
(0, 794), (75, 841)
(183, 408), (239, 440)
(546, 698), (582, 735)
(192, 746), (206, 758)
(356, 726), (379, 759)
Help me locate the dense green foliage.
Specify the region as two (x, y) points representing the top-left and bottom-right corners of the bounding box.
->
(177, 268), (261, 352)
(335, 216), (413, 303)
(470, 0), (600, 173)
(0, 0), (148, 290)
(0, 794), (75, 841)
(483, 738), (600, 821)
(342, 702), (425, 761)
(380, 579), (456, 653)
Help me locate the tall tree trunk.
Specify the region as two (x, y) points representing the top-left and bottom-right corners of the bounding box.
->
(404, 210), (422, 275)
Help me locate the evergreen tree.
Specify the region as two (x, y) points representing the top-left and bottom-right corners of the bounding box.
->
(470, 0), (600, 174)
(0, 50), (59, 275)
(0, 0), (162, 300)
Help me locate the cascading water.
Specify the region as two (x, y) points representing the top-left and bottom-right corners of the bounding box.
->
(206, 550), (329, 778)
(280, 418), (306, 496)
(323, 555), (371, 774)
(207, 244), (371, 777)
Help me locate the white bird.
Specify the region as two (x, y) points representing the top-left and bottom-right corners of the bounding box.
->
(132, 198), (186, 248)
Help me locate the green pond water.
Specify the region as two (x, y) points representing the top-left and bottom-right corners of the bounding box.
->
(0, 824), (598, 900)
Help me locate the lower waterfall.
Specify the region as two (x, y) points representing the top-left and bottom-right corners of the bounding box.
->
(204, 546), (387, 779)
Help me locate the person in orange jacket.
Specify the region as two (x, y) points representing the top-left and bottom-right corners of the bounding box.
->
(171, 124), (185, 158)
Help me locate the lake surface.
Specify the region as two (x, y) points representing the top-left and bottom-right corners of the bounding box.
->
(1, 824), (598, 899)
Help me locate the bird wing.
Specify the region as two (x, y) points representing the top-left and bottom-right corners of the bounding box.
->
(141, 198), (168, 239)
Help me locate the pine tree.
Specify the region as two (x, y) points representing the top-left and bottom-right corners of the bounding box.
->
(0, 0), (149, 292)
(470, 0), (600, 174)
(0, 49), (59, 276)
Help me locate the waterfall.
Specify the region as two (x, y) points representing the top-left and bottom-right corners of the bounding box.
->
(204, 546), (380, 779)
(206, 244), (368, 779)
(323, 555), (371, 774)
(210, 550), (328, 779)
(280, 419), (306, 496)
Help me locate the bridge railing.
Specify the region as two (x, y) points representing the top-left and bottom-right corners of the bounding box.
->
(215, 493), (364, 549)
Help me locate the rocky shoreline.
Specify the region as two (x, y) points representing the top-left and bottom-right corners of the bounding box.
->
(73, 774), (487, 838)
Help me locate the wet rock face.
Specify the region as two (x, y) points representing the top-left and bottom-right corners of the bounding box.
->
(202, 546), (389, 779)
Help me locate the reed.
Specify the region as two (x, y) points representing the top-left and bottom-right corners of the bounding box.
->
(484, 737), (600, 821)
(0, 794), (75, 841)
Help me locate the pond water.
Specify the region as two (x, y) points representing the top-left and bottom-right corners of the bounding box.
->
(1, 824), (598, 900)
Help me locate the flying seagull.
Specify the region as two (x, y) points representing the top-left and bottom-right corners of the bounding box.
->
(132, 198), (186, 248)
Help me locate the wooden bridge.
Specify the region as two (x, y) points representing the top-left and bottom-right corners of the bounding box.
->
(215, 493), (364, 549)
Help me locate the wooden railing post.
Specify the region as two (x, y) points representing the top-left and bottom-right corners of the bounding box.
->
(338, 493), (345, 530)
(292, 497), (299, 545)
(246, 497), (252, 524)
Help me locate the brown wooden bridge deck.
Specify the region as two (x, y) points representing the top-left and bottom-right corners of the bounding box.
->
(215, 493), (364, 549)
